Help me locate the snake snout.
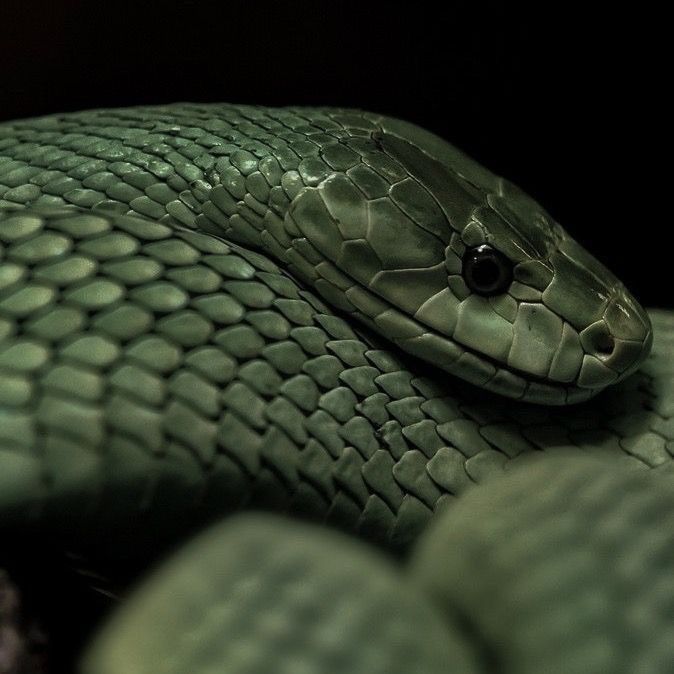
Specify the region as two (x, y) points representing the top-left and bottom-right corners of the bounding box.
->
(604, 289), (653, 372)
(578, 288), (653, 388)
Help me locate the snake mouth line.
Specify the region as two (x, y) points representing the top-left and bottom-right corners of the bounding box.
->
(342, 297), (573, 404)
(353, 303), (579, 402)
(350, 290), (608, 404)
(309, 260), (604, 405)
(398, 321), (596, 405)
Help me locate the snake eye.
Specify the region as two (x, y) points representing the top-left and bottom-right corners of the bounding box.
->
(462, 245), (513, 296)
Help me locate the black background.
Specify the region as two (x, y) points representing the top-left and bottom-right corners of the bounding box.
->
(1, 2), (667, 305)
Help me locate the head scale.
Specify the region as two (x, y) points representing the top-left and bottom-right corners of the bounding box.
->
(281, 115), (652, 405)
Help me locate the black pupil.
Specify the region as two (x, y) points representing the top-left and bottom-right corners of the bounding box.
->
(471, 257), (500, 288)
(463, 245), (513, 295)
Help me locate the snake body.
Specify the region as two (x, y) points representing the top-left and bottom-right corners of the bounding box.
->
(0, 104), (672, 672)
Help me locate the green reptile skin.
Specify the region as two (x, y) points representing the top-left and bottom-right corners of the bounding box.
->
(82, 514), (480, 674)
(0, 204), (671, 561)
(0, 104), (670, 671)
(411, 457), (674, 673)
(0, 104), (652, 405)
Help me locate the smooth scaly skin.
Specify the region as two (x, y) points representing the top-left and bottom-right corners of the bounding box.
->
(411, 457), (674, 673)
(0, 105), (669, 671)
(0, 104), (652, 405)
(82, 514), (481, 674)
(0, 204), (671, 561)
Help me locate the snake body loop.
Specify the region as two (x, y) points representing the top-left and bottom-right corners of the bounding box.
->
(0, 104), (652, 408)
(0, 104), (669, 673)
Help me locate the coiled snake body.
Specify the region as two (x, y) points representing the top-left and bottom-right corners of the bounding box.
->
(0, 104), (672, 673)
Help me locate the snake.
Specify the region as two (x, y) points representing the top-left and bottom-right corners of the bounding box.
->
(0, 103), (672, 673)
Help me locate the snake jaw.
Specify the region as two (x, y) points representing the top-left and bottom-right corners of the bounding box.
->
(275, 175), (651, 403)
(195, 107), (653, 405)
(359, 120), (654, 402)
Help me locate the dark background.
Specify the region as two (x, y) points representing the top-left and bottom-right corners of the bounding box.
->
(1, 2), (667, 305)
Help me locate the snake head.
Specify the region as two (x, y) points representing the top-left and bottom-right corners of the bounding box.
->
(284, 115), (652, 404)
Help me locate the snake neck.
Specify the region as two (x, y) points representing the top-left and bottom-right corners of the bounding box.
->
(0, 103), (653, 405)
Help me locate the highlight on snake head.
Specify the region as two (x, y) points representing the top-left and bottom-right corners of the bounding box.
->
(267, 114), (652, 405)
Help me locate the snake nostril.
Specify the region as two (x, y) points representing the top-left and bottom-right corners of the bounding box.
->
(594, 333), (615, 357)
(581, 321), (616, 360)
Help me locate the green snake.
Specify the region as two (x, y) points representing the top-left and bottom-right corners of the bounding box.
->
(0, 104), (672, 673)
